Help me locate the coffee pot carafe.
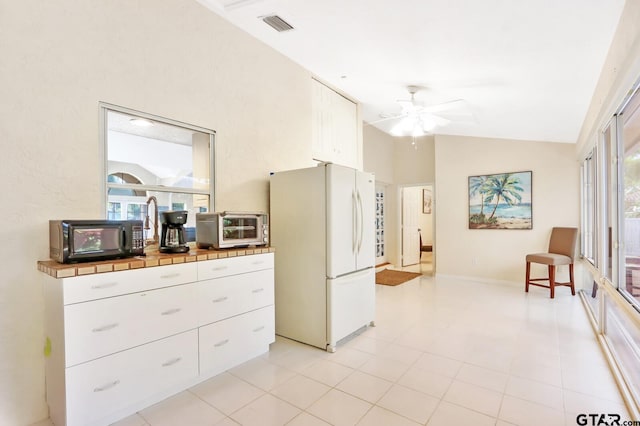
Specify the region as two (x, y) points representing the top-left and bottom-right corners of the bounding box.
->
(159, 210), (190, 254)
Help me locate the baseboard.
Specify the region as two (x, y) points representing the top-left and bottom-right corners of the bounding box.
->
(434, 273), (589, 294)
(434, 273), (521, 288)
(375, 263), (393, 272)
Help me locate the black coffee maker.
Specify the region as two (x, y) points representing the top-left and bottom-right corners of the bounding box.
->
(159, 210), (190, 254)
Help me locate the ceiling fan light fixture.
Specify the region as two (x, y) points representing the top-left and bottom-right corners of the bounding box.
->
(421, 116), (437, 132)
(391, 117), (429, 137)
(403, 119), (416, 133)
(371, 85), (469, 137)
(411, 125), (425, 137)
(390, 121), (405, 136)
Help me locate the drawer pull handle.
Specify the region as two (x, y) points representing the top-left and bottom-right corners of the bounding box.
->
(94, 380), (120, 392)
(214, 339), (229, 348)
(253, 326), (265, 333)
(211, 266), (228, 271)
(160, 273), (180, 279)
(92, 323), (119, 333)
(252, 261), (264, 265)
(91, 282), (118, 290)
(212, 296), (228, 303)
(252, 288), (265, 293)
(161, 308), (182, 316)
(161, 357), (182, 367)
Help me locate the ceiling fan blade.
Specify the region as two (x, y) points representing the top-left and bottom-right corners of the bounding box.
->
(430, 109), (477, 123)
(366, 112), (410, 125)
(369, 85), (474, 133)
(397, 101), (424, 115)
(368, 110), (454, 128)
(422, 98), (468, 113)
(423, 113), (451, 127)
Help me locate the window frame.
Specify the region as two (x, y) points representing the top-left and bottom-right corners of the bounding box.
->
(581, 148), (597, 265)
(99, 102), (216, 218)
(615, 82), (640, 310)
(601, 119), (618, 284)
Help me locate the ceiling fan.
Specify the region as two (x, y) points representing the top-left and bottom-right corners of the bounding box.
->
(372, 85), (474, 137)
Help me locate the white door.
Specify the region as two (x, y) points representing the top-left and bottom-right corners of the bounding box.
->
(402, 187), (421, 266)
(355, 170), (375, 270)
(326, 164), (357, 278)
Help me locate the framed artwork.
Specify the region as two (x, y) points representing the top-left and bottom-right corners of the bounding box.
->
(423, 188), (432, 214)
(468, 171), (532, 229)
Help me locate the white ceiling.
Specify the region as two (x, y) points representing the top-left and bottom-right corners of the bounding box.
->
(197, 0), (625, 143)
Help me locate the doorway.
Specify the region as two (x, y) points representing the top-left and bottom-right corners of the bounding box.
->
(401, 184), (434, 275)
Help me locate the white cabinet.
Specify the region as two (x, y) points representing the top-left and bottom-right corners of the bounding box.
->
(198, 269), (274, 325)
(64, 283), (198, 367)
(63, 263), (197, 305)
(66, 331), (198, 426)
(199, 305), (275, 376)
(312, 78), (360, 169)
(197, 254), (274, 378)
(43, 253), (275, 426)
(197, 253), (274, 280)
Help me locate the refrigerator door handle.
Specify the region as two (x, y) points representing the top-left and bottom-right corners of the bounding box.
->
(332, 268), (371, 283)
(356, 190), (364, 253)
(352, 190), (357, 254)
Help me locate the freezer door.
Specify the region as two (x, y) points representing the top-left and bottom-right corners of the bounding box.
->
(355, 171), (375, 270)
(327, 268), (375, 349)
(326, 164), (357, 278)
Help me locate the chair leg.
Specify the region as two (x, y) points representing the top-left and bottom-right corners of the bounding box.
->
(549, 265), (555, 299)
(525, 262), (531, 292)
(569, 263), (575, 295)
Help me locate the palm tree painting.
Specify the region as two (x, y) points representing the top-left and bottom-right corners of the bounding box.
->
(469, 171), (532, 229)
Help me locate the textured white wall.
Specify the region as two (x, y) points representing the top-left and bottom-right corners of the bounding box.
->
(434, 135), (579, 284)
(363, 126), (394, 184)
(0, 0), (318, 423)
(394, 135), (435, 184)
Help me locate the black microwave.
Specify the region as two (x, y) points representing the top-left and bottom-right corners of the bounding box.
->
(49, 220), (145, 264)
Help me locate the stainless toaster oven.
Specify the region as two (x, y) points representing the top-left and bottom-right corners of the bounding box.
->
(196, 212), (268, 249)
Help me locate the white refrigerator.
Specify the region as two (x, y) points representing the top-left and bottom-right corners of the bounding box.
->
(270, 163), (376, 352)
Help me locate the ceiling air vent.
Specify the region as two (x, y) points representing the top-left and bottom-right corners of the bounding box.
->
(262, 15), (294, 32)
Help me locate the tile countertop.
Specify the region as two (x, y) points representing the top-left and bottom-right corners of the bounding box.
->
(37, 246), (275, 278)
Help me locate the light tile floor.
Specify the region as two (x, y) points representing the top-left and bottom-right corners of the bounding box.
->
(34, 260), (632, 426)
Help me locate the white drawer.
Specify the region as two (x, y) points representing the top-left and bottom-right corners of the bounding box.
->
(62, 263), (198, 305)
(197, 269), (274, 326)
(66, 330), (198, 426)
(64, 283), (197, 367)
(197, 253), (274, 281)
(243, 304), (276, 353)
(199, 305), (274, 376)
(199, 315), (242, 376)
